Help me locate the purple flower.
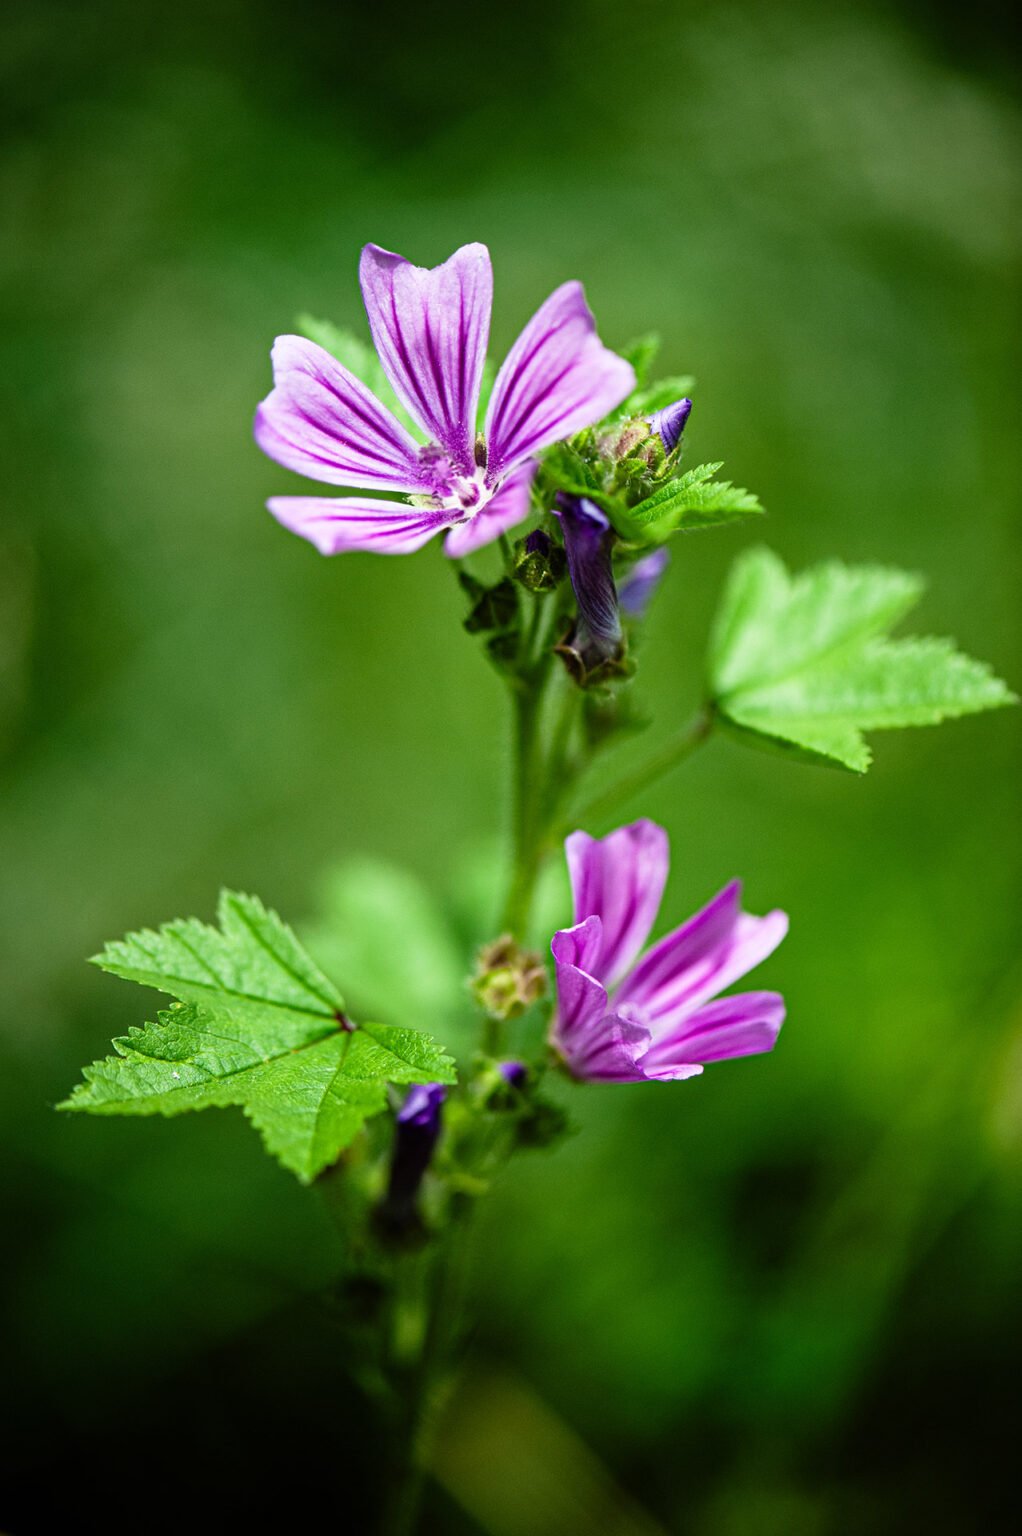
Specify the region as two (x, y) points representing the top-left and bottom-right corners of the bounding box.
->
(618, 547), (670, 620)
(648, 396), (692, 455)
(550, 820), (788, 1082)
(555, 494), (622, 672)
(255, 243), (635, 558)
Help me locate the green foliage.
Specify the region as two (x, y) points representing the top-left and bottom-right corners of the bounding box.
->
(457, 571), (528, 674)
(459, 572), (518, 635)
(301, 859), (469, 1037)
(625, 375), (697, 415)
(619, 333), (662, 390)
(535, 437), (605, 503)
(59, 892), (456, 1181)
(615, 334), (696, 416)
(619, 462), (763, 541)
(708, 547), (1015, 771)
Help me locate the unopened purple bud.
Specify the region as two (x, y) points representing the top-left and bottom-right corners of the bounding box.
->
(498, 1060), (528, 1089)
(382, 1083), (446, 1226)
(514, 526), (566, 593)
(396, 1082), (446, 1130)
(649, 397), (692, 455)
(554, 494), (622, 662)
(619, 547), (670, 620)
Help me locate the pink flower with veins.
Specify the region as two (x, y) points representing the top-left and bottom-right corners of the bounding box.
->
(551, 820), (788, 1082)
(254, 242), (635, 558)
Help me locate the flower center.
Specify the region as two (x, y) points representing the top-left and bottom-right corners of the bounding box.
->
(418, 444), (491, 520)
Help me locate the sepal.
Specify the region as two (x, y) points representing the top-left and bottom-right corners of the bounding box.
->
(459, 571), (519, 634)
(512, 529), (567, 592)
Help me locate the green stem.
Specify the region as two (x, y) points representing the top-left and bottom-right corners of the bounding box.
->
(542, 676), (580, 825)
(380, 1449), (424, 1536)
(501, 677), (548, 939)
(379, 1212), (469, 1536)
(566, 708), (713, 831)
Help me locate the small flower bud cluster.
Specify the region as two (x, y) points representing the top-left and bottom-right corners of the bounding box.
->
(472, 935), (548, 1021)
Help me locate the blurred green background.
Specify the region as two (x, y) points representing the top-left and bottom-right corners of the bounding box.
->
(2, 0), (1020, 1530)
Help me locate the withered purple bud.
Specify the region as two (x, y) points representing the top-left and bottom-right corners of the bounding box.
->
(554, 494), (623, 680)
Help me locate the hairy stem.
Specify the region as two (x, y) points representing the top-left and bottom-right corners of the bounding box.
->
(501, 675), (550, 939)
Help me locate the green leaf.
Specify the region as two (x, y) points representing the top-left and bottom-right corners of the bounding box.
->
(619, 333), (661, 389)
(625, 375), (697, 415)
(59, 891), (456, 1181)
(620, 463), (763, 542)
(709, 547), (1016, 772)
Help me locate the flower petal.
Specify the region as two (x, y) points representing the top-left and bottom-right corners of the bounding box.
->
(619, 548), (670, 620)
(550, 917), (606, 1043)
(443, 461), (536, 558)
(360, 242), (492, 473)
(254, 336), (426, 492)
(550, 918), (650, 1082)
(567, 1016), (654, 1082)
(638, 991), (785, 1076)
(615, 881), (741, 1008)
(565, 820), (669, 989)
(268, 496), (452, 555)
(617, 882), (788, 1031)
(484, 282), (635, 481)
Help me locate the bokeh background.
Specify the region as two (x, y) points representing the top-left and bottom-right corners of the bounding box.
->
(2, 1), (1020, 1530)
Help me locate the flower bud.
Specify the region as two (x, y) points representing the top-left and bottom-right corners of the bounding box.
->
(648, 397), (692, 455)
(473, 935), (547, 1021)
(513, 528), (567, 592)
(600, 419), (650, 459)
(375, 1083), (446, 1242)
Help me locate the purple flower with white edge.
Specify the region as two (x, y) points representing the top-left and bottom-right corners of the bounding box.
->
(618, 547), (670, 620)
(555, 494), (623, 675)
(550, 820), (788, 1083)
(255, 243), (635, 558)
(649, 397), (692, 455)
